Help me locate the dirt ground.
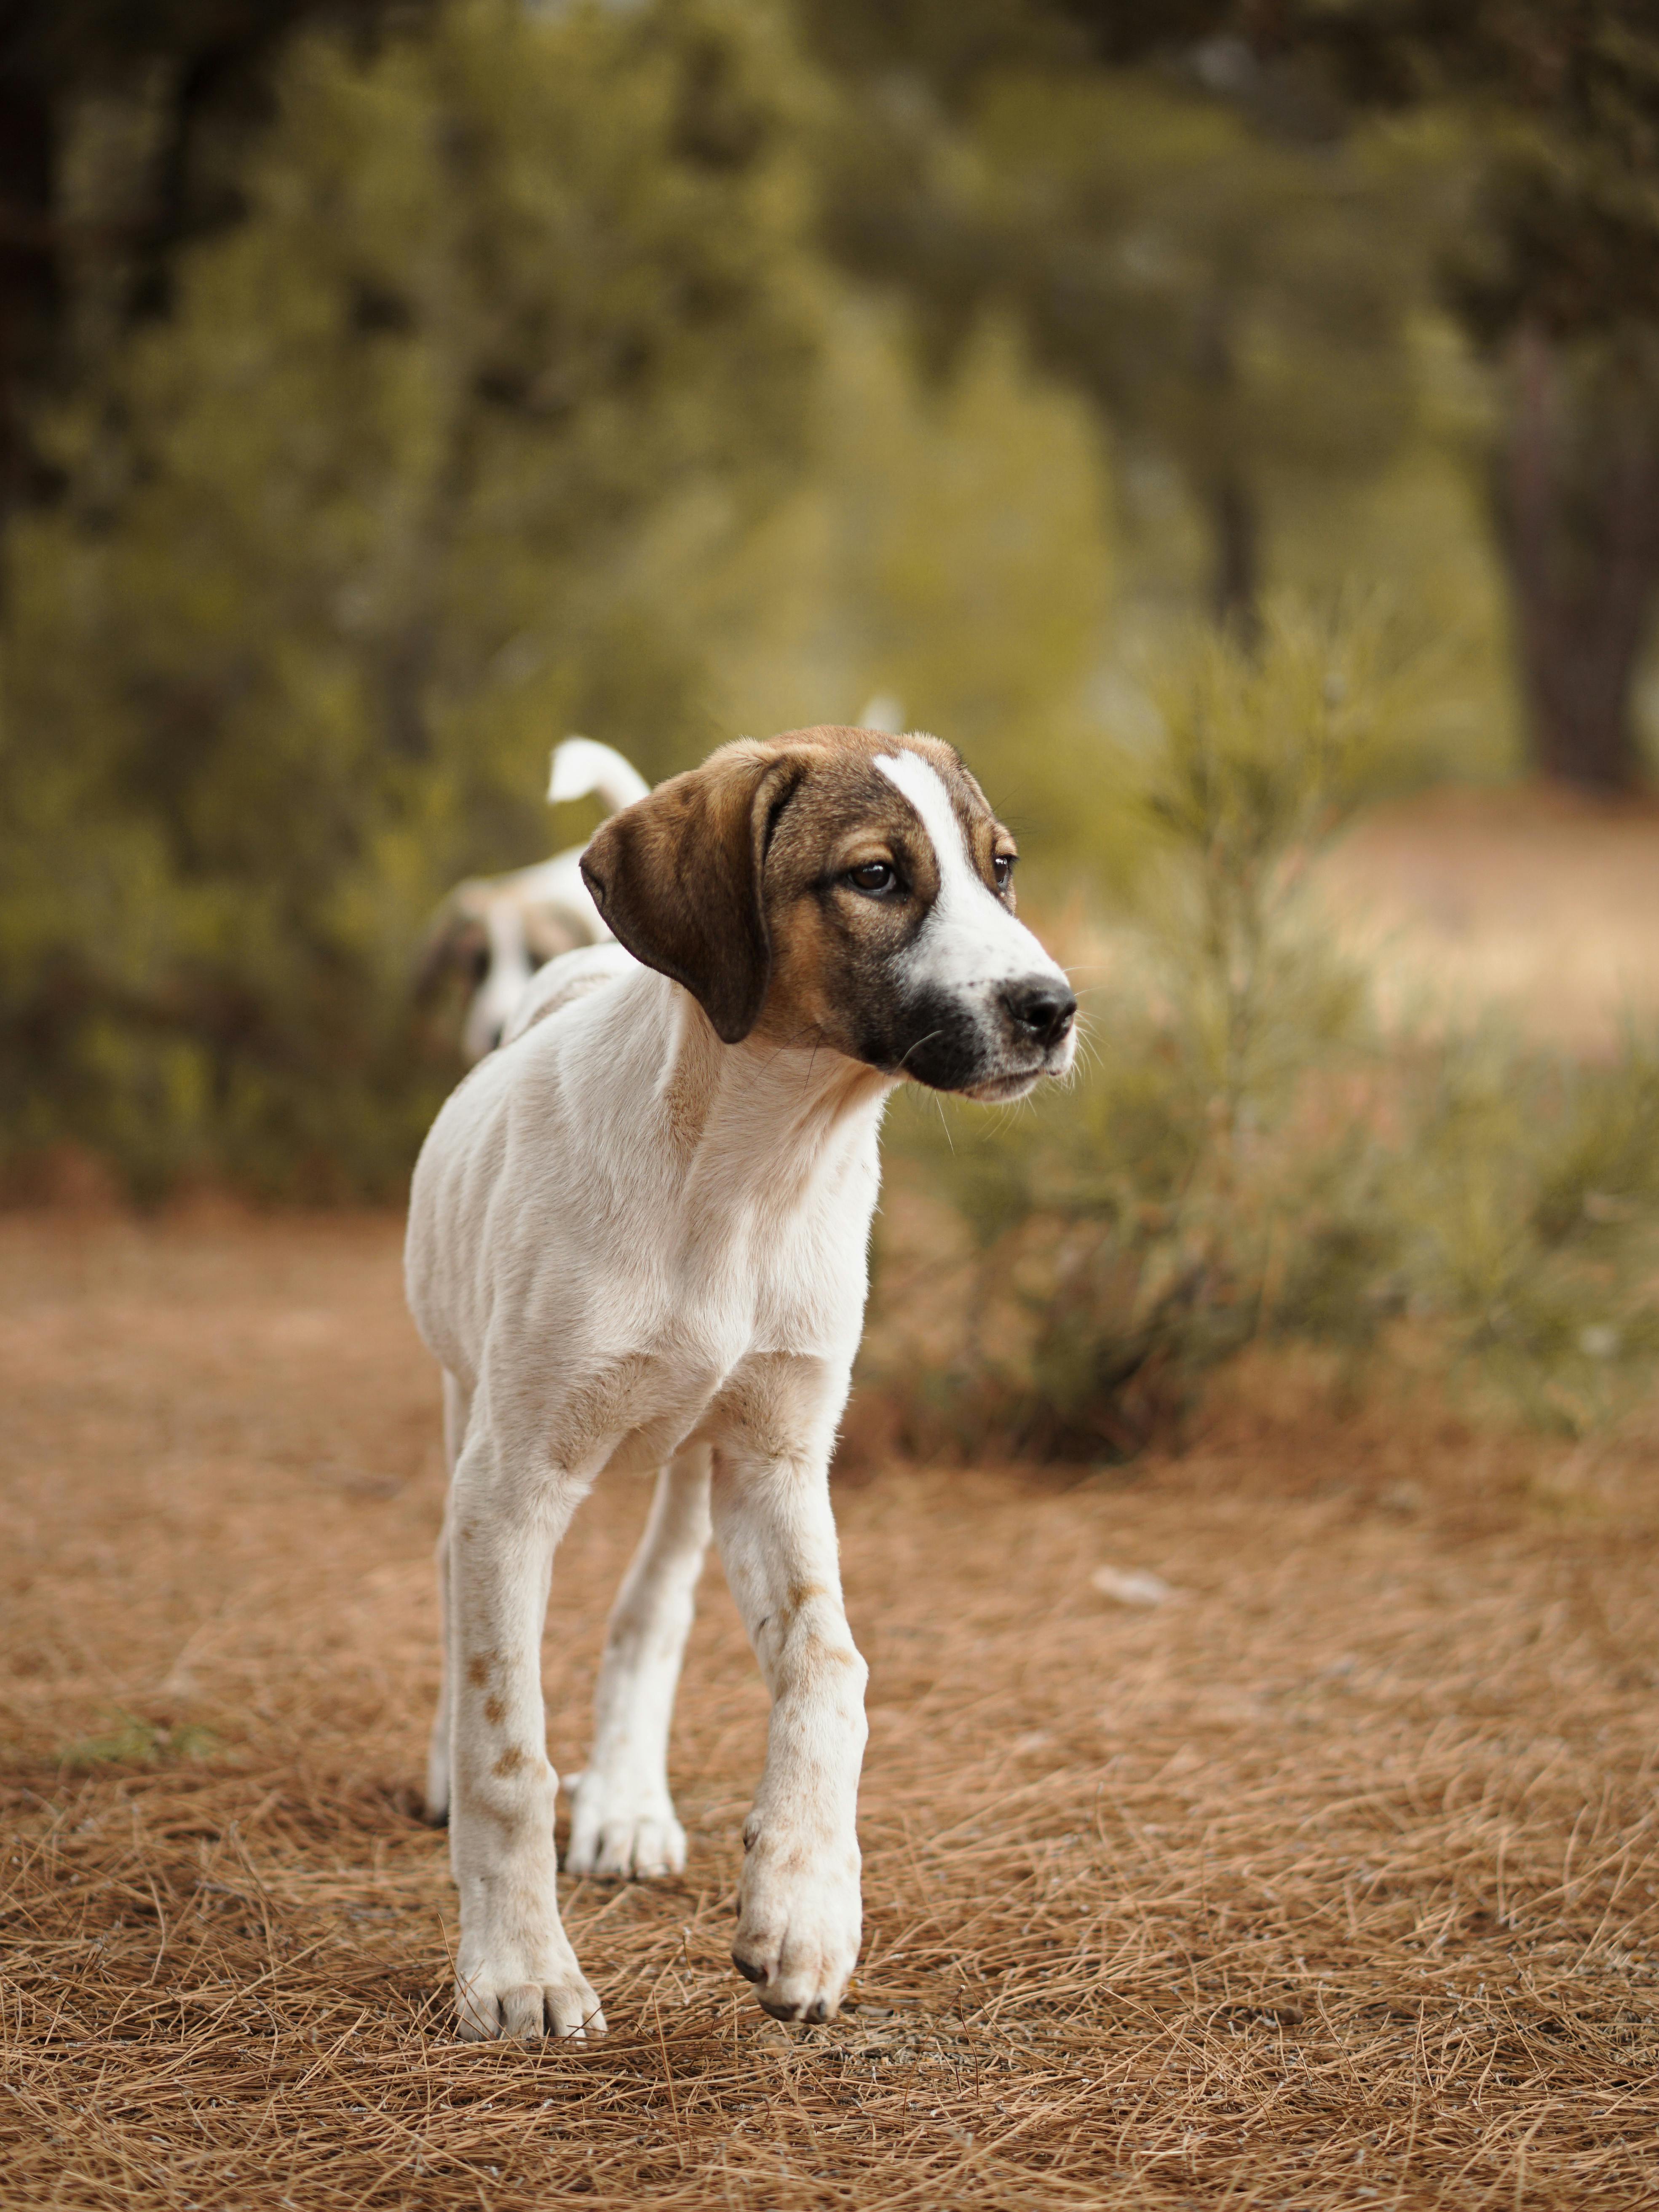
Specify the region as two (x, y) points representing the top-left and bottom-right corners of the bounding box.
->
(1315, 782), (1659, 1050)
(1, 1208), (1656, 2210)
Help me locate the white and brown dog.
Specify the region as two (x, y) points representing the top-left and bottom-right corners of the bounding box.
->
(417, 739), (650, 1062)
(404, 724), (1077, 2040)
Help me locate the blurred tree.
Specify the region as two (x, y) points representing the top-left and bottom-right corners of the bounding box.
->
(0, 0), (820, 1194)
(1274, 0), (1659, 789)
(797, 0), (1440, 643)
(704, 304), (1118, 862)
(802, 0), (1659, 787)
(0, 1), (424, 531)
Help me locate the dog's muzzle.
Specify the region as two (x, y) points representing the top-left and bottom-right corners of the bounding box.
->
(1000, 976), (1078, 1055)
(886, 972), (1078, 1094)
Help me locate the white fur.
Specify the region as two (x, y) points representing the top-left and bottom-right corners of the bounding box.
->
(548, 736), (650, 813)
(566, 1446), (711, 1879)
(405, 737), (1073, 2041)
(500, 940), (637, 1044)
(407, 954), (885, 2037)
(876, 749), (1075, 1085)
(442, 739), (648, 1063)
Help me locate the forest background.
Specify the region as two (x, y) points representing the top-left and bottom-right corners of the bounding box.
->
(3, 0), (1659, 1450)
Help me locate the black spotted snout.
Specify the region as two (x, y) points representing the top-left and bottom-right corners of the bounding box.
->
(1002, 976), (1077, 1052)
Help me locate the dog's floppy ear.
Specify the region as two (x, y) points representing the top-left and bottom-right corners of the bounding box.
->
(580, 744), (801, 1044)
(413, 885), (490, 1002)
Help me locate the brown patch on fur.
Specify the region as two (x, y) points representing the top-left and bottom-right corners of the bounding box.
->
(582, 743), (800, 1044)
(465, 1652), (495, 1690)
(583, 725), (1016, 1064)
(547, 1352), (653, 1469)
(482, 1694), (505, 1726)
(416, 879), (589, 1003)
(712, 1353), (838, 1471)
(657, 1017), (720, 1159)
(492, 1744), (524, 1776)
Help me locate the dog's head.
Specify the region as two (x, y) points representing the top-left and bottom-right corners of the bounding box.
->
(416, 886), (588, 1063)
(580, 726), (1076, 1100)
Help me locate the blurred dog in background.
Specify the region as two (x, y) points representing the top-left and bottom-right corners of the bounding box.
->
(417, 738), (650, 1060)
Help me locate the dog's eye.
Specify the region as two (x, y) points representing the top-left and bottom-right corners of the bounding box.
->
(847, 861), (897, 896)
(993, 853), (1016, 893)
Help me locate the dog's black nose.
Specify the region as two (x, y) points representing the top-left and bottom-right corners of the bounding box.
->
(1003, 978), (1077, 1050)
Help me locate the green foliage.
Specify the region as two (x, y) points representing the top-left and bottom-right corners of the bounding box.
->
(1377, 1036), (1659, 1430)
(682, 304), (1121, 874)
(807, 11), (1464, 633)
(1284, 0), (1659, 791)
(873, 603), (1659, 1454)
(0, 0), (1627, 1223)
(0, 0), (820, 1196)
(58, 1713), (219, 1770)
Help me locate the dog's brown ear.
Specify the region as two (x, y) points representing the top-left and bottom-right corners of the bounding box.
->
(412, 886), (489, 1002)
(581, 745), (800, 1044)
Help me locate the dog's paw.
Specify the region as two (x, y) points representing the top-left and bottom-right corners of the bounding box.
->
(565, 1767), (686, 1880)
(453, 1928), (605, 2042)
(730, 1824), (861, 2023)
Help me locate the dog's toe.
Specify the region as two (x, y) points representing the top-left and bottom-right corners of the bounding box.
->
(500, 1983), (546, 2039)
(454, 1931), (605, 2042)
(600, 1813), (685, 1880)
(565, 1773), (686, 1881)
(546, 1981), (606, 2038)
(730, 1831), (861, 2024)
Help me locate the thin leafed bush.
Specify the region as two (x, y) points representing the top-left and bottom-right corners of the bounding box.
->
(869, 603), (1659, 1456)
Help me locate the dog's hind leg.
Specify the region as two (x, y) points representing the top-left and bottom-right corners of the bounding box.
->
(565, 1444), (712, 1879)
(424, 1369), (471, 1824)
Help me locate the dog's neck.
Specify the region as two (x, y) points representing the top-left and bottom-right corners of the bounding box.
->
(651, 977), (893, 1191)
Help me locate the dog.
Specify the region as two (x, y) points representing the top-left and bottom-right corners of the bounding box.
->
(404, 724), (1077, 2040)
(416, 738), (650, 1061)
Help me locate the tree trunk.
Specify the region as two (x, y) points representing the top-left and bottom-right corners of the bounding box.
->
(1193, 286), (1261, 646)
(1498, 325), (1659, 793)
(1208, 467), (1261, 645)
(0, 51), (60, 529)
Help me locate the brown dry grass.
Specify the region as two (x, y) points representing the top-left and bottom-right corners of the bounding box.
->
(1314, 782), (1659, 1051)
(3, 1207), (1658, 2209)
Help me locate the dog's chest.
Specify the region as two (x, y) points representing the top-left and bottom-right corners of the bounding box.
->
(569, 1149), (878, 1476)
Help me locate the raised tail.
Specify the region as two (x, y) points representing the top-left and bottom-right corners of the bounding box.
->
(548, 736), (651, 817)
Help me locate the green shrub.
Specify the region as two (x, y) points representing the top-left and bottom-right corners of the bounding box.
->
(869, 603), (1659, 1453)
(0, 0), (819, 1199)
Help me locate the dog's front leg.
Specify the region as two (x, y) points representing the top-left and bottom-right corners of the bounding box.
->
(712, 1376), (867, 2023)
(445, 1429), (603, 2040)
(567, 1444), (712, 1880)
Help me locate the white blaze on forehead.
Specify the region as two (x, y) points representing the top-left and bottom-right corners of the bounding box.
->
(874, 750), (1066, 988)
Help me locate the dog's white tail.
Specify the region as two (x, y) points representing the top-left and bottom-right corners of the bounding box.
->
(549, 737), (650, 816)
(856, 693), (905, 737)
